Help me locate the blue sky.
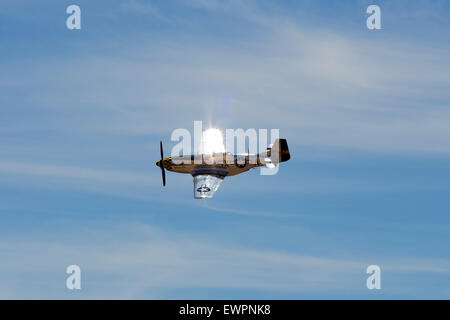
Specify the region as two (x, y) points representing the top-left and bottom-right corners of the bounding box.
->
(0, 0), (450, 299)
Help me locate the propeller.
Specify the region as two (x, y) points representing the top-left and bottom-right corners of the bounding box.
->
(159, 141), (166, 186)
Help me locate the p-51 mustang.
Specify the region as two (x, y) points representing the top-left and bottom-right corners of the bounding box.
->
(156, 139), (290, 199)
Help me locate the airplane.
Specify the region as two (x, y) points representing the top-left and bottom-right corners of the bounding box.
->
(156, 138), (290, 199)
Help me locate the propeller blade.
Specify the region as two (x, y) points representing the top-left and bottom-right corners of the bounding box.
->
(160, 141), (166, 187)
(161, 166), (166, 186)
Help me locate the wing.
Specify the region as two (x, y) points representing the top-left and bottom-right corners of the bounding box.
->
(193, 174), (224, 199)
(191, 168), (228, 199)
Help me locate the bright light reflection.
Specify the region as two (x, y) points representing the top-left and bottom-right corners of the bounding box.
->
(200, 128), (225, 154)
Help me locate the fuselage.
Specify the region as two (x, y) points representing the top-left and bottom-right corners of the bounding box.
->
(156, 152), (266, 176)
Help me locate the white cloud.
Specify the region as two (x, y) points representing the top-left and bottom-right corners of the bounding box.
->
(121, 0), (166, 20)
(0, 161), (151, 184)
(2, 13), (449, 154)
(1, 0), (449, 300)
(0, 160), (193, 203)
(0, 223), (449, 298)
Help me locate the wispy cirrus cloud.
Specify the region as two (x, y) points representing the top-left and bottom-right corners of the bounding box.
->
(0, 161), (152, 184)
(0, 223), (449, 299)
(2, 7), (449, 155)
(1, 0), (450, 300)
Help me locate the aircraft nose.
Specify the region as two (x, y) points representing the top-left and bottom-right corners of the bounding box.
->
(156, 160), (161, 167)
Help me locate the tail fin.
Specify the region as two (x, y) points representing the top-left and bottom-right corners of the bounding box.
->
(272, 138), (290, 163)
(260, 138), (290, 166)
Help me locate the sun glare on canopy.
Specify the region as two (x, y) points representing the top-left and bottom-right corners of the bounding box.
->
(200, 128), (225, 154)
